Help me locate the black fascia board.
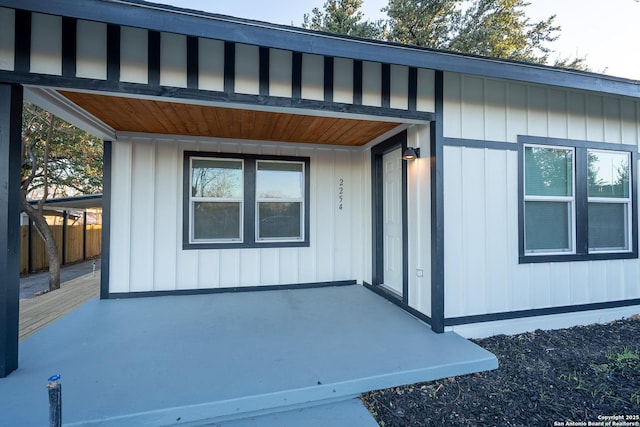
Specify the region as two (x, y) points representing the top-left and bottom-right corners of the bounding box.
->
(26, 194), (102, 205)
(2, 0), (639, 99)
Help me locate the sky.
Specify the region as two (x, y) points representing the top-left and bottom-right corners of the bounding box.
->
(147, 0), (640, 81)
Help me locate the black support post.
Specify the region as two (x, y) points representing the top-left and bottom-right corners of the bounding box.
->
(430, 71), (445, 333)
(28, 218), (34, 273)
(100, 141), (112, 300)
(82, 211), (87, 261)
(0, 84), (23, 377)
(61, 211), (68, 266)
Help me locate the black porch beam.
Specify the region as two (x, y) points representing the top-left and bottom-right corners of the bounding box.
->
(0, 84), (23, 378)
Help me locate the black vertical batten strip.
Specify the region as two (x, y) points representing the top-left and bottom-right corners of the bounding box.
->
(106, 24), (120, 82)
(182, 155), (190, 250)
(408, 67), (418, 111)
(14, 10), (31, 73)
(430, 70), (445, 333)
(292, 52), (302, 99)
(381, 63), (391, 108)
(244, 159), (256, 244)
(100, 141), (112, 300)
(517, 143), (525, 260)
(61, 211), (68, 265)
(575, 148), (589, 254)
(186, 36), (199, 89)
(304, 159), (311, 246)
(259, 47), (269, 96)
(324, 56), (334, 103)
(353, 60), (363, 105)
(148, 30), (161, 87)
(0, 84), (23, 377)
(224, 41), (235, 93)
(61, 17), (77, 78)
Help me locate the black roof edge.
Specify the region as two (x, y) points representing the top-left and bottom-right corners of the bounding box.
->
(27, 194), (102, 208)
(1, 0), (639, 98)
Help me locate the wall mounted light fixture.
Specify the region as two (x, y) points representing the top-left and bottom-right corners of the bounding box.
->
(402, 147), (420, 161)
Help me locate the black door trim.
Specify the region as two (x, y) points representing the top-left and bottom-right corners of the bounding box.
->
(371, 130), (408, 303)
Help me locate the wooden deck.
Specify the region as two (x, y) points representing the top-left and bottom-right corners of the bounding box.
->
(19, 272), (100, 341)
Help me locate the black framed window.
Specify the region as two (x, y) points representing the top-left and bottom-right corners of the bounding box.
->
(190, 158), (244, 242)
(184, 151), (310, 249)
(518, 136), (637, 263)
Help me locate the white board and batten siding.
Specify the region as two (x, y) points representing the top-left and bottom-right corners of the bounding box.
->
(109, 136), (370, 293)
(406, 125), (432, 317)
(442, 72), (640, 332)
(0, 8), (15, 71)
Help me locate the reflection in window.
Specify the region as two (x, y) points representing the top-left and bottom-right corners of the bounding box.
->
(521, 142), (634, 260)
(190, 158), (243, 242)
(256, 161), (304, 241)
(524, 146), (575, 253)
(587, 150), (630, 252)
(185, 153), (310, 248)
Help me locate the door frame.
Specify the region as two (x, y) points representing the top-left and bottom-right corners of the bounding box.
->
(371, 130), (408, 304)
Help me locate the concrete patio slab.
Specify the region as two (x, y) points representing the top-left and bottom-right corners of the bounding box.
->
(0, 285), (497, 426)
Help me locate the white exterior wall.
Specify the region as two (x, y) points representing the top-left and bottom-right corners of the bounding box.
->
(109, 136), (371, 293)
(0, 8), (14, 71)
(406, 124), (432, 316)
(76, 20), (107, 80)
(442, 72), (640, 324)
(30, 13), (62, 75)
(160, 33), (187, 88)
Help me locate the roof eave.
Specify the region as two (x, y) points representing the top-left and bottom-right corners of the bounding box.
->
(1, 0), (638, 98)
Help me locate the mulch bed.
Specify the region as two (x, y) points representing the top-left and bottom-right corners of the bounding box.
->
(361, 316), (640, 426)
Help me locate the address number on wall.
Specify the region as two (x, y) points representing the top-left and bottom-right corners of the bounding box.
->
(338, 178), (344, 211)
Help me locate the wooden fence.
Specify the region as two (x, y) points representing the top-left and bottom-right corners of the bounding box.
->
(20, 224), (102, 274)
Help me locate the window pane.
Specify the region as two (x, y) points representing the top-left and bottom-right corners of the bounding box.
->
(587, 151), (629, 198)
(256, 162), (303, 199)
(525, 147), (573, 197)
(588, 203), (628, 251)
(193, 202), (241, 240)
(525, 201), (571, 252)
(258, 202), (302, 239)
(192, 159), (243, 198)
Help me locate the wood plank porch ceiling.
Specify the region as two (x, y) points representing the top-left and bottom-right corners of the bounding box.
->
(59, 91), (401, 146)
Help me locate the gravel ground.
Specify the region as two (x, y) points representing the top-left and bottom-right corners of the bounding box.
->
(361, 315), (640, 427)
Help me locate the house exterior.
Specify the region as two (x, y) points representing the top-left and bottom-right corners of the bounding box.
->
(1, 0), (639, 377)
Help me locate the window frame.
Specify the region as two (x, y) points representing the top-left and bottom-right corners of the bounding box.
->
(189, 157), (244, 243)
(183, 151), (310, 250)
(518, 136), (637, 263)
(587, 149), (632, 253)
(254, 160), (306, 243)
(523, 144), (577, 255)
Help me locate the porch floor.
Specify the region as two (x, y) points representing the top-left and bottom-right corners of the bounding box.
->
(1, 284), (497, 426)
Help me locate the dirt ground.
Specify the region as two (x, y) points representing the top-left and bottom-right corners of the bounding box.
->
(361, 316), (640, 427)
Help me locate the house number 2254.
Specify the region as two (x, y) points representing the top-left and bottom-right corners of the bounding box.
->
(338, 179), (344, 210)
